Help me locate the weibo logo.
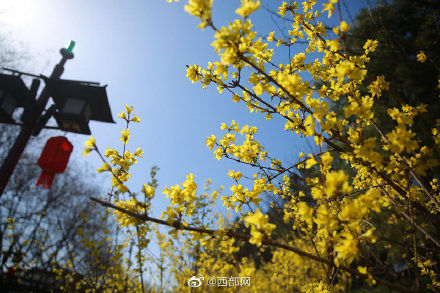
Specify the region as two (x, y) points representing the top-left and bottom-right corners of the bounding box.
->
(188, 274), (204, 288)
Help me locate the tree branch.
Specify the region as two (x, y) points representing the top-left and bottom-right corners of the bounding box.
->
(90, 196), (412, 293)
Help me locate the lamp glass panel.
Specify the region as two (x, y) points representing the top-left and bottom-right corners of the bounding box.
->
(63, 98), (85, 114)
(83, 103), (92, 122)
(1, 93), (16, 116)
(60, 119), (81, 132)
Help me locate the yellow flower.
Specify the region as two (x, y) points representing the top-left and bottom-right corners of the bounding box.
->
(417, 51), (427, 62)
(235, 0), (260, 18)
(386, 125), (418, 153)
(326, 39), (342, 52)
(335, 231), (359, 264)
(321, 152), (333, 166)
(214, 147), (223, 160)
(186, 65), (201, 83)
(117, 111), (126, 119)
(244, 209), (275, 246)
(267, 31), (275, 42)
(344, 95), (374, 120)
(297, 202), (313, 226)
(205, 134), (217, 150)
(304, 115), (315, 136)
(142, 184), (155, 199)
(339, 21), (350, 34)
(84, 136), (95, 148)
(104, 147), (118, 158)
(325, 170), (351, 198)
(97, 162), (111, 173)
(322, 0), (338, 18)
(357, 266), (367, 275)
(82, 147), (92, 156)
(363, 39), (378, 55)
(305, 155), (318, 169)
(335, 60), (367, 83)
(368, 75), (389, 98)
(120, 129), (130, 144)
(83, 136), (96, 156)
(184, 0), (213, 29)
(134, 147), (144, 157)
(124, 105), (134, 114)
(278, 2), (289, 17)
(228, 170), (242, 180)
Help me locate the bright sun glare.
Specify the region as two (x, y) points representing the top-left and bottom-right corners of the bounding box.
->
(0, 0), (43, 37)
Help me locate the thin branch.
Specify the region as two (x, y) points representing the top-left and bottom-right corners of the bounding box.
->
(90, 196), (412, 293)
(369, 118), (440, 212)
(381, 189), (440, 249)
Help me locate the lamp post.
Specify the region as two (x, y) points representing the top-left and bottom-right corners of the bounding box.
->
(0, 42), (114, 197)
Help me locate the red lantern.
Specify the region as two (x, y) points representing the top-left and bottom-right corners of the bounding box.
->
(36, 136), (73, 189)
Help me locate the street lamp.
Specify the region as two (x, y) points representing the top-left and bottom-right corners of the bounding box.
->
(0, 74), (29, 123)
(55, 97), (92, 134)
(45, 78), (114, 134)
(0, 41), (115, 195)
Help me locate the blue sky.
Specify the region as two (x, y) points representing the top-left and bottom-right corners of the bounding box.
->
(0, 0), (369, 218)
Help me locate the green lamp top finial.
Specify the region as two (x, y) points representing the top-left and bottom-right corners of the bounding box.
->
(65, 40), (75, 54)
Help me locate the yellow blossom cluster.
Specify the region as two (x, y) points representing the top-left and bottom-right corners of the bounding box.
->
(244, 209), (275, 246)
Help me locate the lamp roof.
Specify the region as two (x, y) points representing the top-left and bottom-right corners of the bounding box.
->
(0, 73), (29, 106)
(45, 78), (115, 123)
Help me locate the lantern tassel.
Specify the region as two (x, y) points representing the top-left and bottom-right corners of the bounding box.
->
(36, 171), (55, 189)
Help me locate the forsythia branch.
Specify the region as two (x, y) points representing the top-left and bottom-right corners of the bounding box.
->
(90, 196), (412, 293)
